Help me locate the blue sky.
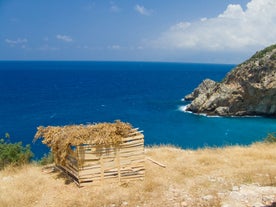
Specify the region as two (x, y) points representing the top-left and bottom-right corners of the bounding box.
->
(1, 0), (276, 63)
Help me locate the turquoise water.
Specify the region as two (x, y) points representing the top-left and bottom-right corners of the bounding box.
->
(0, 61), (275, 158)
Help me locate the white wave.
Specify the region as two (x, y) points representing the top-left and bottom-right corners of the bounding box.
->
(201, 114), (221, 118)
(178, 105), (192, 114)
(178, 105), (221, 117)
(178, 105), (261, 118)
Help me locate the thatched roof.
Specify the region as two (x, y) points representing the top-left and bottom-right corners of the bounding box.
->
(34, 120), (133, 164)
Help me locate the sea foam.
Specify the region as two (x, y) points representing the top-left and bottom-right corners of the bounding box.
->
(178, 105), (222, 118)
(178, 105), (192, 114)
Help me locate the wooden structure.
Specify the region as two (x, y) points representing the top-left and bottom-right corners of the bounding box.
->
(34, 121), (145, 186)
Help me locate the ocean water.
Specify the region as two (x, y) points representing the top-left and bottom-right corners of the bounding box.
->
(0, 61), (275, 158)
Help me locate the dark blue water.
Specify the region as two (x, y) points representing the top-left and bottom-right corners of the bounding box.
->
(0, 61), (275, 158)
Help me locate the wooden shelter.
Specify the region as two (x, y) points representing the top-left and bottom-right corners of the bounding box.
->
(34, 121), (145, 186)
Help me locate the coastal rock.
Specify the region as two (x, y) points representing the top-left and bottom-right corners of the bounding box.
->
(184, 79), (217, 101)
(184, 44), (276, 116)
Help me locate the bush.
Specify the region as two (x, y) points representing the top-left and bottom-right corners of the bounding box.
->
(263, 132), (276, 143)
(0, 133), (34, 169)
(270, 52), (276, 60)
(251, 44), (276, 60)
(39, 152), (54, 165)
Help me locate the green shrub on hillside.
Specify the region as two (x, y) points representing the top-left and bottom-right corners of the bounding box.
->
(263, 132), (276, 143)
(0, 133), (33, 169)
(39, 151), (54, 165)
(270, 52), (276, 61)
(250, 44), (276, 61)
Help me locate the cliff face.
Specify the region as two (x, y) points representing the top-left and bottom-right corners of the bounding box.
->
(185, 44), (276, 116)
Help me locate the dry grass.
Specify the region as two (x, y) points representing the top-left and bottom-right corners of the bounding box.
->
(1, 142), (276, 207)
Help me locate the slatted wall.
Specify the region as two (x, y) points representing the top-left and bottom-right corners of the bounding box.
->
(58, 128), (144, 186)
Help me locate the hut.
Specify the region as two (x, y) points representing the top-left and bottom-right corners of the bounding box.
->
(34, 120), (145, 186)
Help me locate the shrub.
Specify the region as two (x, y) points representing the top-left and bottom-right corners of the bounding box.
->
(270, 52), (276, 60)
(250, 44), (276, 60)
(0, 133), (33, 169)
(39, 151), (54, 165)
(263, 132), (276, 143)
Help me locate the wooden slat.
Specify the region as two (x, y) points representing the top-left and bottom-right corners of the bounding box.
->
(119, 151), (144, 158)
(83, 153), (100, 160)
(119, 160), (144, 165)
(119, 157), (144, 164)
(120, 145), (143, 150)
(120, 156), (144, 162)
(121, 135), (144, 142)
(120, 140), (144, 147)
(59, 165), (79, 179)
(65, 159), (79, 171)
(102, 162), (117, 168)
(79, 167), (144, 179)
(80, 172), (101, 179)
(79, 177), (100, 183)
(127, 131), (144, 136)
(121, 139), (144, 145)
(64, 164), (78, 176)
(121, 165), (145, 171)
(65, 161), (79, 173)
(121, 141), (144, 147)
(81, 160), (101, 168)
(100, 155), (104, 182)
(79, 173), (101, 180)
(119, 150), (144, 156)
(120, 150), (143, 155)
(79, 168), (101, 176)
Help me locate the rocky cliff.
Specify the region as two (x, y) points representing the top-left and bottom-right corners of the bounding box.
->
(184, 44), (276, 116)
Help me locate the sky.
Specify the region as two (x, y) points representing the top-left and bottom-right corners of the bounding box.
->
(0, 0), (276, 63)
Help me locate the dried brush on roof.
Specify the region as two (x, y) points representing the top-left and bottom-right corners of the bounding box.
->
(34, 120), (133, 164)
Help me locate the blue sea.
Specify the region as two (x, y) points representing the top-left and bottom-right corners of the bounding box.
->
(0, 61), (275, 159)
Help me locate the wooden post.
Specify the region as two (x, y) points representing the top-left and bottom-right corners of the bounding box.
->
(100, 149), (104, 184)
(116, 147), (121, 183)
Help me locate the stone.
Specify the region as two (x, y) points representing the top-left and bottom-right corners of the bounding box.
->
(232, 186), (240, 191)
(202, 195), (214, 201)
(184, 79), (217, 101)
(184, 44), (276, 117)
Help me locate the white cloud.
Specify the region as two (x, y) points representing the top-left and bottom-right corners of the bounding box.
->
(135, 4), (152, 16)
(108, 44), (121, 50)
(56, 34), (73, 42)
(152, 0), (276, 51)
(5, 38), (28, 45)
(218, 4), (245, 19)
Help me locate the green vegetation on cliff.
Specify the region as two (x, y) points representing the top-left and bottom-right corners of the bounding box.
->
(250, 44), (276, 61)
(0, 133), (33, 169)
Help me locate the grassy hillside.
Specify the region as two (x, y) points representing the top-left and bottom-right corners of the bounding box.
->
(1, 143), (276, 207)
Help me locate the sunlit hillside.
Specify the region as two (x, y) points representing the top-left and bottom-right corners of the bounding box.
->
(1, 143), (276, 207)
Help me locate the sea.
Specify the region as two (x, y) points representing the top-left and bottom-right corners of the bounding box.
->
(0, 61), (275, 159)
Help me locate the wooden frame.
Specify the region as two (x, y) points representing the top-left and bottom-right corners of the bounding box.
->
(57, 128), (144, 186)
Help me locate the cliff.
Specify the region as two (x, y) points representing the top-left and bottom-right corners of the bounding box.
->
(185, 44), (276, 116)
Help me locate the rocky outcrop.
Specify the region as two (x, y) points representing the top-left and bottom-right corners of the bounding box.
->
(184, 79), (217, 101)
(184, 44), (276, 116)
